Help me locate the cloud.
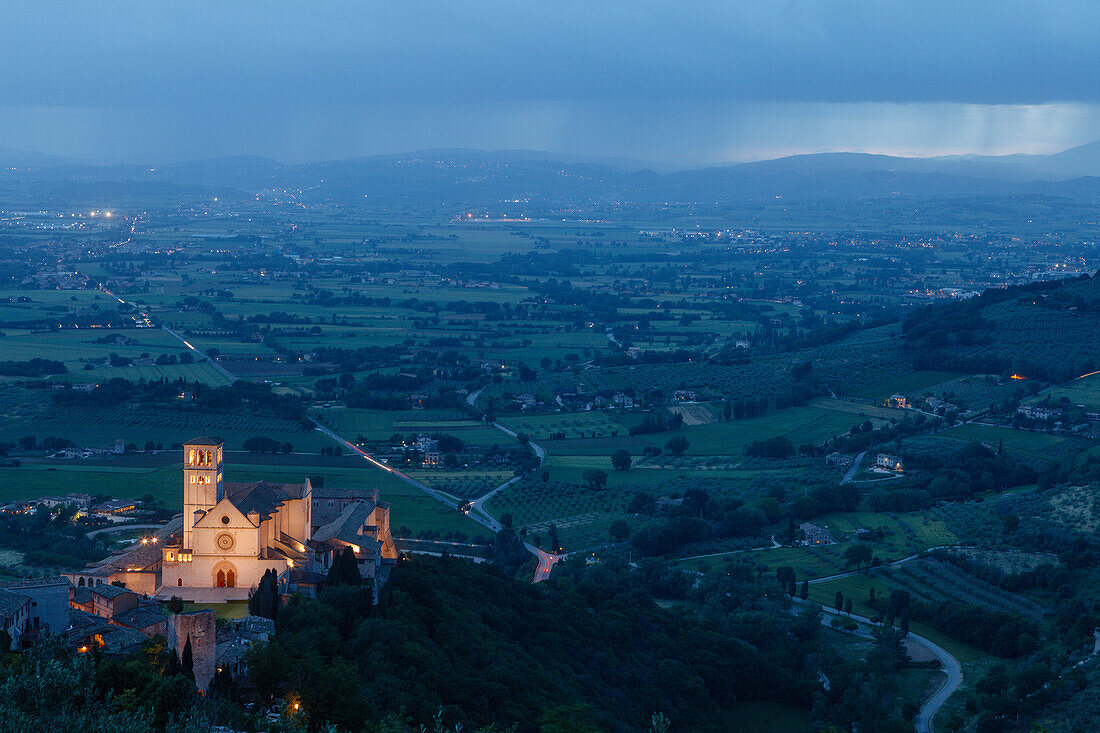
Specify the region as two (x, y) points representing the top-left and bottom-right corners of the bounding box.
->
(0, 1), (1098, 161)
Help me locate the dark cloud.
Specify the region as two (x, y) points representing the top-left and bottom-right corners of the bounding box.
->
(1, 1), (1098, 161)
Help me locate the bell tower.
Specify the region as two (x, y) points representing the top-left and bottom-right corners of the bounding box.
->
(183, 437), (224, 549)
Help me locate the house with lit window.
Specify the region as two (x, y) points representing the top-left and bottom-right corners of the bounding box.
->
(64, 437), (397, 602)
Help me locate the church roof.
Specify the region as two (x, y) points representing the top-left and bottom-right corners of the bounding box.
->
(79, 541), (164, 577)
(312, 485), (380, 502)
(185, 436), (223, 446)
(311, 500), (381, 548)
(225, 480), (302, 520)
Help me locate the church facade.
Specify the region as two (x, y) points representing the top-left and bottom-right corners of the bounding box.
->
(67, 437), (398, 601)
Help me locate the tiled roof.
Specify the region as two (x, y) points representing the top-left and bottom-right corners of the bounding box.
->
(312, 486), (380, 502)
(0, 589), (29, 618)
(226, 481), (302, 520)
(0, 576), (68, 589)
(80, 541), (163, 577)
(311, 501), (383, 553)
(90, 584), (136, 600)
(185, 436), (223, 446)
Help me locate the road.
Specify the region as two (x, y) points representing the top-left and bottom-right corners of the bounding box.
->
(797, 598), (962, 733)
(97, 286), (238, 383)
(312, 415), (560, 583)
(85, 522), (167, 539)
(840, 451), (866, 485)
(99, 289), (561, 583)
(161, 324), (236, 382)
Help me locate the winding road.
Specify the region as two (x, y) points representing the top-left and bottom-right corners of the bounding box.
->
(797, 598), (962, 733)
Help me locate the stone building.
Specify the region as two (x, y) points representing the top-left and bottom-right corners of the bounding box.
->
(65, 437), (398, 602)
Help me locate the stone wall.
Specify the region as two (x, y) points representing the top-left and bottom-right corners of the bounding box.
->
(167, 610), (216, 693)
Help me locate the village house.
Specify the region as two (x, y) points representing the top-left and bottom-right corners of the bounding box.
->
(799, 522), (834, 546)
(611, 392), (635, 408)
(825, 452), (854, 469)
(875, 453), (904, 472)
(1018, 405), (1057, 421)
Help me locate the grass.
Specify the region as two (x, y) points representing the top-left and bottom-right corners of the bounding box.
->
(935, 423), (1070, 462)
(808, 572), (993, 664)
(1034, 370), (1100, 411)
(181, 601), (250, 620)
(0, 456), (488, 538)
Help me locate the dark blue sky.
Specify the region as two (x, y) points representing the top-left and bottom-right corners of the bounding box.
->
(3, 1), (1099, 164)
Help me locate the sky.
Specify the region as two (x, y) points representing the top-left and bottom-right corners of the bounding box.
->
(2, 1), (1099, 166)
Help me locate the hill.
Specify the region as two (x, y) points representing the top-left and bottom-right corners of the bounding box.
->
(903, 272), (1100, 383)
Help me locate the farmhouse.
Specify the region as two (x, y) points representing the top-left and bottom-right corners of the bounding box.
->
(825, 452), (853, 469)
(799, 522), (834, 546)
(64, 437), (397, 602)
(875, 453), (904, 472)
(1018, 405), (1057, 421)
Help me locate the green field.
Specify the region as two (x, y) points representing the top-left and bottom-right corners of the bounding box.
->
(0, 457), (487, 538)
(935, 423), (1070, 462)
(1035, 370), (1100, 411)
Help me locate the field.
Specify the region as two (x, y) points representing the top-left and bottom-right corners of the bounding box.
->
(934, 423), (1074, 463)
(0, 454), (488, 538)
(1035, 370), (1100, 411)
(0, 403), (327, 453)
(316, 408), (506, 445)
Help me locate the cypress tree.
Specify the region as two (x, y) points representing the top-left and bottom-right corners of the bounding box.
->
(180, 635), (195, 683)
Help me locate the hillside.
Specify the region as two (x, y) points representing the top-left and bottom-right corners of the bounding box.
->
(904, 273), (1100, 383)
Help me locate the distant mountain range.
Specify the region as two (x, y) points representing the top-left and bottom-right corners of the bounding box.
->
(2, 141), (1100, 207)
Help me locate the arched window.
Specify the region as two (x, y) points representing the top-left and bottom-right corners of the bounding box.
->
(78, 577), (85, 587)
(177, 578), (182, 586)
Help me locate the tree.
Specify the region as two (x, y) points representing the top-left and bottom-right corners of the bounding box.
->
(582, 469), (608, 490)
(609, 520), (631, 543)
(326, 547), (362, 587)
(18, 435), (35, 451)
(180, 635), (195, 683)
(665, 436), (689, 456)
(799, 580), (809, 600)
(611, 449), (632, 471)
(834, 591), (844, 612)
(844, 598), (852, 615)
(844, 543), (874, 572)
(249, 568), (281, 621)
(167, 595), (184, 614)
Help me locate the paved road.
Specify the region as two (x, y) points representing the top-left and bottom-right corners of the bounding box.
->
(797, 599), (962, 733)
(99, 286), (237, 383)
(85, 522), (166, 539)
(161, 325), (236, 382)
(840, 451), (867, 485)
(312, 416), (560, 583)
